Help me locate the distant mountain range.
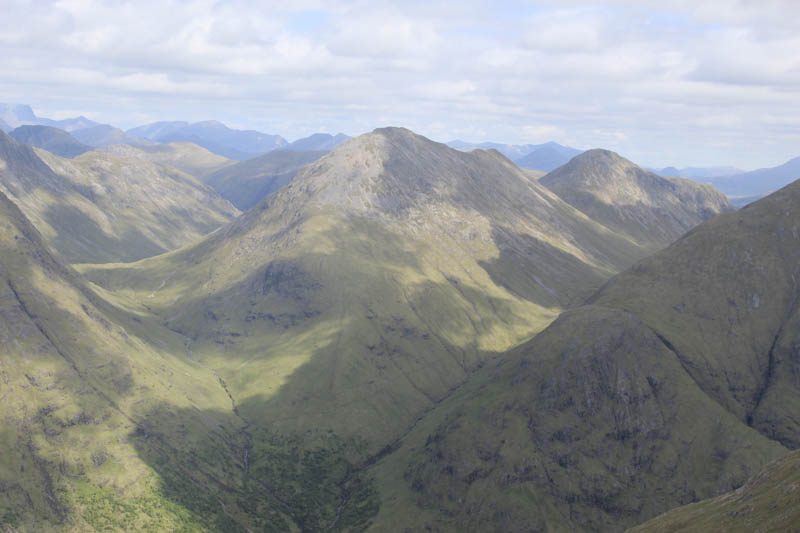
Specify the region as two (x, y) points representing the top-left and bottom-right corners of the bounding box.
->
(128, 120), (288, 159)
(447, 139), (582, 171)
(655, 165), (744, 179)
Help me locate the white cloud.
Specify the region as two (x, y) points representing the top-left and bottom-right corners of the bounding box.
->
(1, 0), (799, 168)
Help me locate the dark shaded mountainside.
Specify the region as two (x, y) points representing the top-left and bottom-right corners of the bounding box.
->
(542, 149), (733, 251)
(367, 177), (800, 532)
(204, 148), (327, 209)
(0, 130), (239, 263)
(628, 448), (800, 532)
(8, 125), (92, 158)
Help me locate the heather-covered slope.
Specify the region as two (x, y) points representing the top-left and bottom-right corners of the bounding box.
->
(0, 131), (239, 263)
(368, 178), (800, 532)
(541, 149), (733, 251)
(98, 141), (234, 179)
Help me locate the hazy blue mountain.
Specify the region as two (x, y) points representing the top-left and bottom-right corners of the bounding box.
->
(707, 156), (800, 200)
(38, 115), (100, 132)
(128, 120), (288, 159)
(288, 132), (350, 151)
(0, 103), (37, 128)
(657, 165), (744, 179)
(0, 118), (10, 132)
(515, 142), (584, 171)
(447, 139), (582, 170)
(127, 120), (190, 140)
(71, 124), (155, 147)
(9, 125), (92, 158)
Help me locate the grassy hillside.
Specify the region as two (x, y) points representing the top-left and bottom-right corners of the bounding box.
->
(366, 178), (800, 532)
(0, 130), (239, 263)
(0, 186), (383, 532)
(627, 449), (800, 533)
(78, 128), (646, 453)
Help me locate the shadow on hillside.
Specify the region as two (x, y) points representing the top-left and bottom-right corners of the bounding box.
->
(478, 225), (614, 309)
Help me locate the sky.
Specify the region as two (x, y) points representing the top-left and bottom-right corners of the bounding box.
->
(1, 0), (799, 169)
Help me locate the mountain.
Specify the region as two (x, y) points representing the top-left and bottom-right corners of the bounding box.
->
(514, 141), (584, 171)
(656, 165), (743, 179)
(0, 103), (38, 128)
(0, 118), (10, 132)
(204, 149), (326, 209)
(129, 120), (288, 159)
(79, 127), (647, 453)
(540, 149), (732, 250)
(0, 130), (239, 263)
(0, 103), (99, 132)
(368, 177), (800, 532)
(9, 125), (92, 158)
(70, 124), (155, 147)
(447, 139), (582, 168)
(707, 155), (800, 200)
(288, 132), (351, 151)
(628, 449), (800, 533)
(126, 120), (189, 140)
(0, 186), (359, 531)
(98, 142), (234, 180)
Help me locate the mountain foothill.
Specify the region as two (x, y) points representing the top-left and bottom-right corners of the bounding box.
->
(0, 104), (798, 532)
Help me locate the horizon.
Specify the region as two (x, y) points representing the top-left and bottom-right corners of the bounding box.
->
(2, 0), (799, 169)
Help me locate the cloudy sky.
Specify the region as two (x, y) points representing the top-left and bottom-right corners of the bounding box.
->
(1, 0), (799, 168)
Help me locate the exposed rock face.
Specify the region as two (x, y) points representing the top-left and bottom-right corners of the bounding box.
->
(541, 149), (733, 250)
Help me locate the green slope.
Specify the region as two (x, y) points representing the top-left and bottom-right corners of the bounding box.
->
(367, 178), (800, 532)
(627, 449), (800, 533)
(0, 186), (384, 532)
(541, 149), (732, 252)
(79, 127), (646, 452)
(0, 130), (239, 263)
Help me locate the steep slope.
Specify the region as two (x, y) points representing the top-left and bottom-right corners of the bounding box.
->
(98, 142), (234, 180)
(628, 449), (800, 533)
(709, 155), (800, 200)
(514, 141), (584, 171)
(9, 125), (92, 158)
(0, 189), (375, 532)
(288, 132), (351, 151)
(70, 124), (154, 148)
(0, 130), (239, 263)
(541, 149), (732, 251)
(369, 178), (800, 532)
(132, 120), (288, 159)
(80, 127), (645, 451)
(204, 148), (327, 209)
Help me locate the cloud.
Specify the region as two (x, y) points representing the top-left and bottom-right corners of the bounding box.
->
(0, 0), (798, 168)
